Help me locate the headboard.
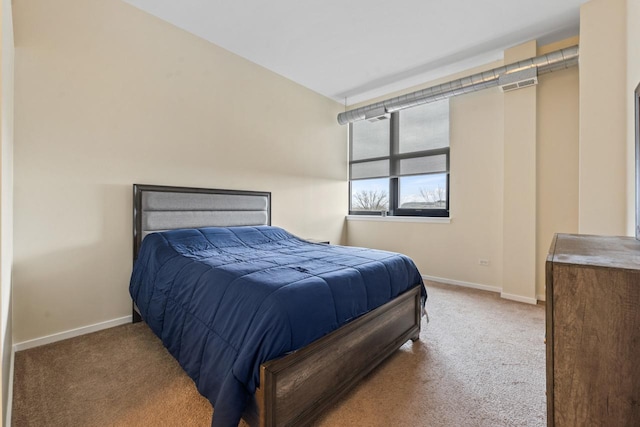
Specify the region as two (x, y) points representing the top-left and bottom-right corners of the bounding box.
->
(133, 184), (271, 261)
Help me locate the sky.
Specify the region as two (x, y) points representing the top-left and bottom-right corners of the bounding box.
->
(400, 174), (446, 203)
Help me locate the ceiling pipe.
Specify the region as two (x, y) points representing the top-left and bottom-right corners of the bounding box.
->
(337, 45), (579, 125)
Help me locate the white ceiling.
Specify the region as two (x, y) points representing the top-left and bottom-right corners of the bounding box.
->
(122, 0), (587, 105)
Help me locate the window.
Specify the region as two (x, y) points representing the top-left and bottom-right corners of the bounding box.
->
(350, 178), (389, 212)
(349, 99), (450, 217)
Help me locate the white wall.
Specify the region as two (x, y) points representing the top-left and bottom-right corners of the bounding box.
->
(0, 0), (13, 422)
(12, 0), (347, 343)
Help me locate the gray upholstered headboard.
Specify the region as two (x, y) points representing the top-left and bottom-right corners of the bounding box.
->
(133, 184), (271, 260)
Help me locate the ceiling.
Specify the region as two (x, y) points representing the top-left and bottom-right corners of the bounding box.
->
(122, 0), (587, 105)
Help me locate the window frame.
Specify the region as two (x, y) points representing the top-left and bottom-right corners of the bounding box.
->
(348, 110), (450, 218)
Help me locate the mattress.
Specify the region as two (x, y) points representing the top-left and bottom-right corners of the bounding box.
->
(130, 225), (425, 426)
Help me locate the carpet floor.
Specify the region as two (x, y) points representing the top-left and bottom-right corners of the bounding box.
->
(12, 281), (546, 426)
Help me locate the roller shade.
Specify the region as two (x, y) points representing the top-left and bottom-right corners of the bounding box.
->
(349, 99), (449, 180)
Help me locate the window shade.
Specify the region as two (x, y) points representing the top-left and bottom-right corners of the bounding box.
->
(350, 160), (390, 180)
(399, 154), (447, 176)
(399, 100), (449, 153)
(349, 98), (449, 181)
(351, 119), (390, 161)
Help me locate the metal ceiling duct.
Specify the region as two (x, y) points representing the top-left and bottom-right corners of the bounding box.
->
(337, 45), (579, 125)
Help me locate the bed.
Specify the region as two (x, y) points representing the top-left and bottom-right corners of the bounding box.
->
(130, 184), (426, 427)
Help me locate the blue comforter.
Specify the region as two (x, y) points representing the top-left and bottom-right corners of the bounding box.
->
(130, 226), (425, 426)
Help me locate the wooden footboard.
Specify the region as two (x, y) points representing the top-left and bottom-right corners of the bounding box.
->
(243, 284), (422, 427)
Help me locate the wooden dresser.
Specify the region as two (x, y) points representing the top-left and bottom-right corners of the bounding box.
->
(546, 234), (640, 427)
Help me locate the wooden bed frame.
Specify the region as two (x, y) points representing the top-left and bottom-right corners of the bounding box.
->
(131, 184), (422, 427)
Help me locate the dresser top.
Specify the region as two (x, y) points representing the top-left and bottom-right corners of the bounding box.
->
(549, 234), (640, 272)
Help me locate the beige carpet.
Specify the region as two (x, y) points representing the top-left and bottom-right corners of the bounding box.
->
(13, 282), (546, 426)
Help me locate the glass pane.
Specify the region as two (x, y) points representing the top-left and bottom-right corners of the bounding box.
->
(398, 173), (447, 209)
(351, 119), (390, 161)
(350, 160), (390, 180)
(399, 154), (447, 176)
(351, 178), (389, 212)
(399, 99), (449, 154)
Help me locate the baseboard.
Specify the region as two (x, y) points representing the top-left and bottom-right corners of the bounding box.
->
(422, 274), (502, 294)
(13, 315), (132, 352)
(500, 292), (538, 305)
(423, 274), (540, 305)
(536, 293), (546, 302)
(5, 345), (14, 427)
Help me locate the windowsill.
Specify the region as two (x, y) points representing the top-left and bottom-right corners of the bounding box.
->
(346, 215), (451, 224)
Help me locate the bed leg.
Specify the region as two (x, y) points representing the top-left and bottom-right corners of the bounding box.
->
(132, 302), (142, 323)
(410, 329), (420, 342)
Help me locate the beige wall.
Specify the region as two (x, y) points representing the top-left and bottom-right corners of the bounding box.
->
(0, 0), (13, 422)
(628, 0), (640, 236)
(12, 0), (347, 343)
(579, 0), (628, 235)
(502, 41), (538, 302)
(12, 0), (637, 345)
(536, 64), (580, 298)
(349, 0), (640, 299)
(348, 87), (506, 289)
(347, 39), (580, 302)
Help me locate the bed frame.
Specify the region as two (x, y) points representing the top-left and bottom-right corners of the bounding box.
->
(132, 184), (422, 427)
